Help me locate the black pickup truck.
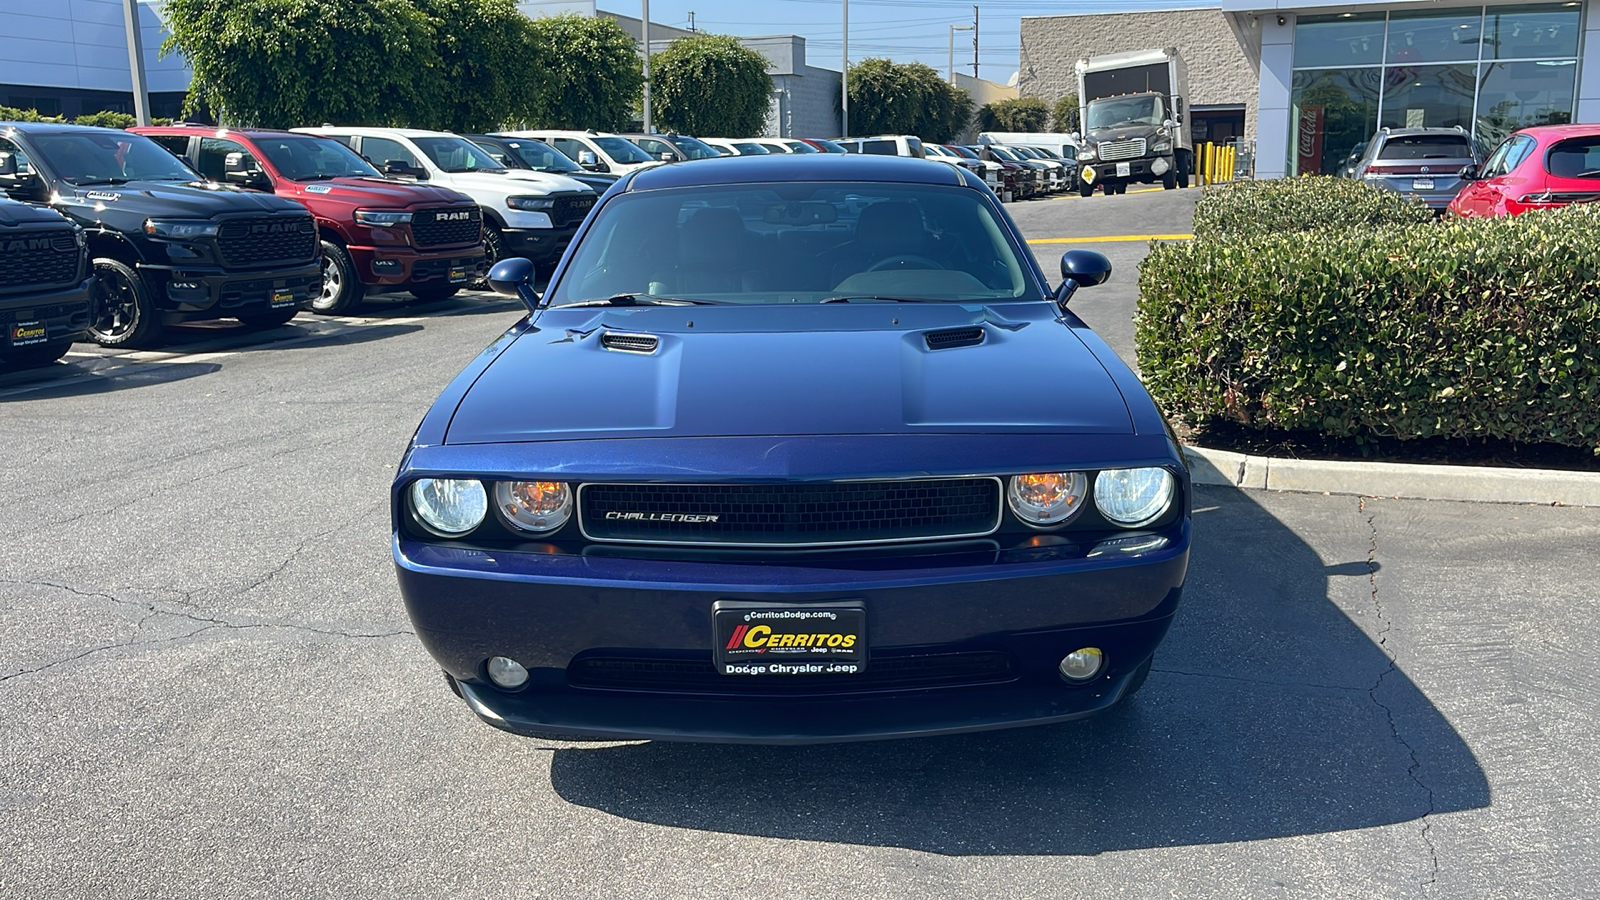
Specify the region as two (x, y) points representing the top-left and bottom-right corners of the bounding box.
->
(0, 197), (92, 368)
(0, 122), (321, 347)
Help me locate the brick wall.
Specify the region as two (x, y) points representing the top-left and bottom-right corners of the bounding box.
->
(1019, 8), (1261, 141)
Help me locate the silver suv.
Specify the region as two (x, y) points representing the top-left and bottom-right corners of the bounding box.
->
(1352, 127), (1479, 210)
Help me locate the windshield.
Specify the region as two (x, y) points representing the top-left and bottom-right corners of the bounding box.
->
(547, 182), (1033, 307)
(733, 142), (772, 155)
(413, 136), (506, 173)
(1086, 95), (1163, 130)
(785, 141), (821, 154)
(1377, 135), (1473, 160)
(500, 138), (583, 173)
(667, 135), (722, 160)
(31, 131), (196, 185)
(254, 134), (380, 181)
(808, 139), (848, 154)
(989, 146), (1021, 162)
(593, 136), (654, 164)
(947, 145), (979, 160)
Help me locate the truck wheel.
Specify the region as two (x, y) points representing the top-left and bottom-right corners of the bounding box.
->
(471, 224), (505, 289)
(1177, 150), (1192, 188)
(310, 240), (365, 315)
(87, 258), (162, 348)
(1078, 179), (1094, 198)
(1162, 170), (1178, 190)
(236, 307), (299, 328)
(410, 285), (460, 302)
(1, 339), (72, 368)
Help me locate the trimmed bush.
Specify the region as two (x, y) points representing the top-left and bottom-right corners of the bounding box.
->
(1192, 176), (1433, 241)
(1137, 203), (1600, 452)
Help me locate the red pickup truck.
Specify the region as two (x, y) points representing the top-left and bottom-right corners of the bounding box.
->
(134, 126), (486, 314)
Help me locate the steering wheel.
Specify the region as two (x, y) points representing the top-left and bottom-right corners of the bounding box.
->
(866, 255), (945, 272)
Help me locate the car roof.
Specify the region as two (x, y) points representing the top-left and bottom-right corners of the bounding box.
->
(1510, 123), (1600, 141)
(295, 126), (451, 139)
(0, 121), (139, 137)
(1376, 127), (1471, 139)
(625, 154), (967, 191)
(133, 125), (316, 139)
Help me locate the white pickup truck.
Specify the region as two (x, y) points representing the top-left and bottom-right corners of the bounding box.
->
(296, 126), (596, 267)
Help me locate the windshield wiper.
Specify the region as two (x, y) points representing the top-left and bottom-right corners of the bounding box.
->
(551, 293), (723, 308)
(820, 295), (949, 304)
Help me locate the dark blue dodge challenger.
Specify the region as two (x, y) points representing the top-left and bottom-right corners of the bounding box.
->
(393, 155), (1190, 743)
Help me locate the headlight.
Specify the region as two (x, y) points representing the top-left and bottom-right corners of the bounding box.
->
(1094, 468), (1175, 527)
(506, 196), (555, 211)
(1151, 141), (1172, 153)
(409, 478), (488, 537)
(143, 219), (219, 239)
(354, 210), (414, 226)
(1007, 472), (1088, 527)
(1078, 146), (1097, 161)
(494, 480), (573, 533)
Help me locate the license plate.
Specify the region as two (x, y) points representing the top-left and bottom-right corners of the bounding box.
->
(449, 266), (469, 283)
(713, 600), (866, 675)
(1116, 162), (1132, 177)
(10, 321), (47, 347)
(270, 289), (296, 308)
(1412, 178), (1435, 190)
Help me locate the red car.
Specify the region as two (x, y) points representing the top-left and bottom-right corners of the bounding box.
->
(135, 126), (487, 314)
(1449, 124), (1600, 218)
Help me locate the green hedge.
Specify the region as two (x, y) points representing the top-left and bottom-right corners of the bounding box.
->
(1137, 203), (1600, 451)
(1192, 176), (1433, 241)
(0, 106), (165, 128)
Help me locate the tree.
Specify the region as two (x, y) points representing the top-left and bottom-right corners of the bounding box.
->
(843, 58), (972, 142)
(977, 97), (1050, 133)
(413, 0), (548, 132)
(160, 0), (442, 128)
(653, 35), (772, 138)
(523, 14), (641, 131)
(1052, 93), (1079, 133)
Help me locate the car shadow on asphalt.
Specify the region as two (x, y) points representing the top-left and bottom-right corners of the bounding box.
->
(546, 485), (1488, 855)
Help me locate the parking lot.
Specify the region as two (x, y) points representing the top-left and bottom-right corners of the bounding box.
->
(4, 188), (1597, 897)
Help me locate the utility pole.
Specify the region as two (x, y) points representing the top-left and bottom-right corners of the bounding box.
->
(642, 0), (652, 133)
(123, 0), (151, 126)
(972, 5), (979, 81)
(687, 11), (695, 32)
(949, 24), (973, 85)
(841, 0), (849, 139)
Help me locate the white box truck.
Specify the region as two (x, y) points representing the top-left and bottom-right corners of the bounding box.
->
(1074, 48), (1194, 197)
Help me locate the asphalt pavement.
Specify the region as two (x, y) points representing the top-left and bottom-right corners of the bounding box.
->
(3, 190), (1596, 898)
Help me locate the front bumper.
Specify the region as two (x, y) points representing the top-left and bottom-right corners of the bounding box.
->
(1081, 156), (1172, 184)
(141, 260), (323, 322)
(502, 225), (579, 263)
(395, 523), (1189, 743)
(347, 244), (489, 289)
(1, 277), (94, 350)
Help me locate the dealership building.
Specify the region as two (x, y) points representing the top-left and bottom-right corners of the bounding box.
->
(1022, 0), (1600, 179)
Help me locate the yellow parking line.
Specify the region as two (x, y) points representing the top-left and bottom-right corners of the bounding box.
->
(1028, 234), (1193, 244)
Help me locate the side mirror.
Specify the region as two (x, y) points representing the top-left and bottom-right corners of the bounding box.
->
(0, 153), (15, 177)
(1056, 249), (1112, 307)
(486, 256), (539, 310)
(1163, 119), (1177, 130)
(383, 160), (425, 179)
(659, 151), (675, 162)
(577, 150), (605, 171)
(1458, 164), (1479, 181)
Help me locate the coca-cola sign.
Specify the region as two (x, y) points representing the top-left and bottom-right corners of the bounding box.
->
(1297, 104), (1325, 175)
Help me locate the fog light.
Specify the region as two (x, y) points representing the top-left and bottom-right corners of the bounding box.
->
(1151, 156), (1171, 176)
(486, 655), (529, 689)
(1059, 647), (1104, 682)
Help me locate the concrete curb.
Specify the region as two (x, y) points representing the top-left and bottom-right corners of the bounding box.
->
(1184, 445), (1600, 507)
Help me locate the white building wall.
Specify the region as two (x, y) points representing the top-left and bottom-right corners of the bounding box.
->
(1252, 13), (1296, 179)
(0, 0), (188, 95)
(1579, 0), (1600, 122)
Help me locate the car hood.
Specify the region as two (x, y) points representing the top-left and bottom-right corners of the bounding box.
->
(0, 199), (71, 228)
(445, 302), (1134, 444)
(295, 177), (468, 207)
(53, 180), (303, 218)
(443, 169), (592, 194)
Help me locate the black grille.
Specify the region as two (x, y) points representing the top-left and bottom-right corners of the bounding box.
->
(600, 331), (658, 353)
(216, 216), (317, 267)
(550, 193), (597, 227)
(0, 230), (80, 291)
(411, 206), (482, 247)
(925, 327), (985, 350)
(580, 478), (1001, 546)
(569, 651), (1015, 694)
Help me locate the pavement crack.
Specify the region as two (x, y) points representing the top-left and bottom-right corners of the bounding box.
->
(1360, 497), (1439, 890)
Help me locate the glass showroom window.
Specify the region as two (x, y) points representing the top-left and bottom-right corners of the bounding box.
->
(1288, 3), (1583, 175)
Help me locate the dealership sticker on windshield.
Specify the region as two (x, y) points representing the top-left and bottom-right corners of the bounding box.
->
(713, 600), (866, 675)
(10, 321), (47, 347)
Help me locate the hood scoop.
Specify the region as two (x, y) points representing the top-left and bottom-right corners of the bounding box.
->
(600, 331), (660, 354)
(925, 326), (986, 350)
